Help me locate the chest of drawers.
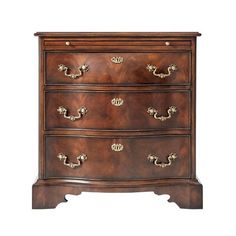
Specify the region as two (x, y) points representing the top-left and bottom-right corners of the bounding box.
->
(32, 32), (202, 209)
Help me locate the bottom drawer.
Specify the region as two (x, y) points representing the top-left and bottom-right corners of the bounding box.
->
(45, 135), (191, 179)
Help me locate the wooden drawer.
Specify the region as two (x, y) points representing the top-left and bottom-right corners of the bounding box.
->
(45, 52), (190, 85)
(43, 37), (192, 51)
(44, 39), (191, 47)
(45, 135), (190, 179)
(45, 91), (190, 130)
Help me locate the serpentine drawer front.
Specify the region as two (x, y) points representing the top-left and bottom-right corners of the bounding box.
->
(45, 136), (190, 179)
(33, 32), (203, 209)
(45, 91), (190, 130)
(46, 52), (190, 85)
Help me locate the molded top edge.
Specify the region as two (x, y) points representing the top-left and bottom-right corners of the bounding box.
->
(34, 32), (201, 37)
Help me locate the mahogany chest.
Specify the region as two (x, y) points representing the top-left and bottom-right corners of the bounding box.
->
(32, 32), (203, 209)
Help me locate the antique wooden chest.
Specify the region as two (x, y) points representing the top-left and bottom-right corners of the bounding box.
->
(32, 32), (202, 209)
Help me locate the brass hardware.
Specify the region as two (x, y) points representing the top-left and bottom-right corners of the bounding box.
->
(147, 106), (177, 121)
(57, 106), (87, 121)
(147, 153), (177, 168)
(146, 64), (177, 79)
(111, 56), (124, 64)
(58, 64), (89, 79)
(65, 41), (70, 46)
(165, 41), (170, 46)
(111, 143), (124, 152)
(57, 153), (87, 169)
(111, 98), (124, 107)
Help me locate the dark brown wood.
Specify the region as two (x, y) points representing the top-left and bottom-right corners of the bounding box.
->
(45, 135), (190, 179)
(45, 84), (191, 91)
(33, 32), (202, 209)
(45, 91), (190, 130)
(32, 184), (81, 209)
(44, 40), (191, 47)
(154, 179), (203, 209)
(46, 52), (190, 85)
(32, 178), (202, 209)
(34, 32), (201, 37)
(191, 37), (197, 178)
(44, 129), (191, 136)
(39, 37), (45, 178)
(44, 45), (192, 52)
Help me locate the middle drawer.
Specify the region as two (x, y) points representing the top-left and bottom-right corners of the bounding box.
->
(45, 91), (190, 130)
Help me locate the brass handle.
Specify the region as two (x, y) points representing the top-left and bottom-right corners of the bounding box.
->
(58, 64), (89, 79)
(146, 64), (177, 79)
(147, 106), (177, 121)
(57, 153), (87, 169)
(147, 153), (177, 168)
(111, 56), (124, 64)
(57, 106), (87, 121)
(111, 143), (124, 152)
(111, 98), (124, 106)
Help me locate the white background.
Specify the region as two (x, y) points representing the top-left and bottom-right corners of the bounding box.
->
(0, 0), (235, 235)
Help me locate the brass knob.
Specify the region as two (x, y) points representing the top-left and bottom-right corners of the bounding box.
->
(65, 41), (70, 46)
(165, 41), (170, 46)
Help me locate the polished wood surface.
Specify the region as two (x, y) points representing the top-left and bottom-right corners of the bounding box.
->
(33, 178), (202, 209)
(34, 32), (201, 37)
(46, 52), (190, 85)
(44, 40), (191, 47)
(33, 32), (202, 209)
(45, 135), (190, 179)
(45, 91), (190, 130)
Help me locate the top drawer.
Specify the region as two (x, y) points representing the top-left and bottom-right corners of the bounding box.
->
(43, 38), (192, 51)
(45, 52), (190, 85)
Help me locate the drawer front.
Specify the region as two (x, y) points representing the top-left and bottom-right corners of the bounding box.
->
(45, 136), (190, 179)
(46, 52), (190, 85)
(45, 91), (190, 130)
(44, 39), (191, 48)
